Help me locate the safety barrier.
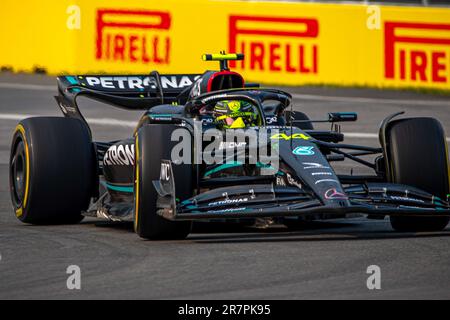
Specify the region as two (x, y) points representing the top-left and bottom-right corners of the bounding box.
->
(1, 0), (449, 90)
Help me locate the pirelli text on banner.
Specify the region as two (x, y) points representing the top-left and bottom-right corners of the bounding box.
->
(96, 9), (171, 65)
(229, 15), (319, 75)
(384, 21), (450, 85)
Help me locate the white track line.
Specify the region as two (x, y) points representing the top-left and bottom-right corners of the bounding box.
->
(0, 82), (55, 91)
(291, 93), (450, 107)
(1, 113), (448, 141)
(1, 82), (449, 107)
(344, 132), (378, 139)
(344, 132), (450, 142)
(0, 113), (136, 128)
(84, 118), (136, 127)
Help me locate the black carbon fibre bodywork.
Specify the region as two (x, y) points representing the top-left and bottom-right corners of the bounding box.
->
(55, 74), (450, 223)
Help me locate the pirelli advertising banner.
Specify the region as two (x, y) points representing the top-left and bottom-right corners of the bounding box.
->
(1, 0), (450, 90)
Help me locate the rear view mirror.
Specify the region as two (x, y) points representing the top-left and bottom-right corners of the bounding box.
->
(328, 112), (358, 122)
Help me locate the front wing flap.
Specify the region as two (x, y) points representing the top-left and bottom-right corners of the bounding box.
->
(157, 183), (450, 221)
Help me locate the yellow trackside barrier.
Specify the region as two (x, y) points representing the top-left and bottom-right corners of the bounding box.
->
(1, 0), (449, 90)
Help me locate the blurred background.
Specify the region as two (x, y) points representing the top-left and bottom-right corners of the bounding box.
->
(1, 0), (449, 91)
(268, 0), (450, 4)
(0, 1), (450, 300)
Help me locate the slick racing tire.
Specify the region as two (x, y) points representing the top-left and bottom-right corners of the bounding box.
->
(285, 110), (314, 130)
(386, 117), (450, 232)
(10, 117), (96, 224)
(134, 124), (192, 240)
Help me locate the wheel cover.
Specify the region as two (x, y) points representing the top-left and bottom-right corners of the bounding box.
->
(10, 140), (27, 207)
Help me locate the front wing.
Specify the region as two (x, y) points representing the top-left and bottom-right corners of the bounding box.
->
(154, 182), (450, 221)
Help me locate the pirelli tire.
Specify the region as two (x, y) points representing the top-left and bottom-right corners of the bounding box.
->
(386, 117), (450, 232)
(9, 117), (96, 224)
(134, 124), (192, 240)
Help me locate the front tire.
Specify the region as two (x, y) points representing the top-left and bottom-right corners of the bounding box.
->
(9, 117), (96, 224)
(134, 124), (192, 240)
(386, 117), (450, 232)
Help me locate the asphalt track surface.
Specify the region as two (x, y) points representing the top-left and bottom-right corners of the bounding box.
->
(0, 73), (449, 299)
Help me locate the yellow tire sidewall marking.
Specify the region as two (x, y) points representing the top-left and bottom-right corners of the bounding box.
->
(14, 124), (30, 217)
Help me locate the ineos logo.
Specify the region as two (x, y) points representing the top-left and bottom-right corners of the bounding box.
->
(160, 163), (171, 181)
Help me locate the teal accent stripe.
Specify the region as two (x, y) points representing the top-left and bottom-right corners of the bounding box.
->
(105, 183), (134, 193)
(203, 161), (243, 177)
(256, 162), (275, 170)
(148, 114), (173, 117)
(65, 76), (78, 85)
(66, 76), (81, 93)
(203, 161), (277, 177)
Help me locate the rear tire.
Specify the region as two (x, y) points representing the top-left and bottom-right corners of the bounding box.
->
(386, 117), (450, 232)
(9, 117), (96, 224)
(134, 124), (192, 240)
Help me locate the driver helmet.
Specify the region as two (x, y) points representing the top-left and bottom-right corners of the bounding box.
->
(213, 100), (258, 129)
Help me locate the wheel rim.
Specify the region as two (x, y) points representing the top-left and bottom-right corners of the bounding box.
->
(10, 140), (26, 207)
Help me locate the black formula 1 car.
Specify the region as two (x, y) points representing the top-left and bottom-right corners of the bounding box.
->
(10, 53), (450, 239)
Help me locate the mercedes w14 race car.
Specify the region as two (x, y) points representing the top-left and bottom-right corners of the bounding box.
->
(9, 53), (450, 239)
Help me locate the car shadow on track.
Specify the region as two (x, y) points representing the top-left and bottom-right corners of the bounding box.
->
(190, 229), (450, 244)
(83, 219), (450, 243)
(189, 219), (450, 243)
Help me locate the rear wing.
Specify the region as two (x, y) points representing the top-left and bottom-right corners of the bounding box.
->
(55, 53), (252, 135)
(57, 72), (202, 107)
(55, 72), (201, 136)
